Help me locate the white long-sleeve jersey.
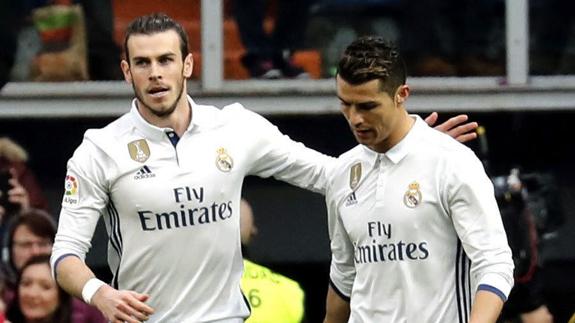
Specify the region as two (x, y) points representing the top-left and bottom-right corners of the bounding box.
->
(51, 97), (333, 322)
(327, 116), (514, 323)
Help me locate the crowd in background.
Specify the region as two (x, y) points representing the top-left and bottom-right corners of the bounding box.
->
(0, 0), (575, 322)
(1, 0), (574, 86)
(0, 137), (106, 322)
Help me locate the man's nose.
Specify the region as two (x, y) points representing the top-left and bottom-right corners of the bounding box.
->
(149, 62), (162, 80)
(348, 108), (364, 126)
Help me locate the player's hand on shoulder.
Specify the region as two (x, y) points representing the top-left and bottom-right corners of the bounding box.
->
(92, 284), (154, 323)
(425, 112), (479, 143)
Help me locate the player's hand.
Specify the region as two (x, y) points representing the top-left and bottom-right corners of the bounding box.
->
(92, 284), (154, 323)
(425, 112), (478, 143)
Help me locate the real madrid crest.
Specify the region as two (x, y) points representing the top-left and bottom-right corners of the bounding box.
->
(128, 139), (150, 163)
(349, 162), (362, 190)
(216, 147), (234, 172)
(403, 181), (422, 208)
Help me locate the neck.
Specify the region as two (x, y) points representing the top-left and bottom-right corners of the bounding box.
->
(373, 110), (414, 153)
(138, 95), (192, 137)
(168, 99), (192, 137)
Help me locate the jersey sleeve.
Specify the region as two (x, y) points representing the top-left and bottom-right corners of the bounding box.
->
(444, 152), (514, 301)
(50, 133), (113, 276)
(234, 104), (334, 194)
(326, 182), (356, 300)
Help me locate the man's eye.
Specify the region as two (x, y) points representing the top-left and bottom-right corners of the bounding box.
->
(359, 104), (377, 110)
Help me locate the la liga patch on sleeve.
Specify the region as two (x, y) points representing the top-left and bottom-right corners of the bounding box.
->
(62, 174), (79, 206)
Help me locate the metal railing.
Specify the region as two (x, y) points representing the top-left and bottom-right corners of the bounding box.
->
(1, 0), (574, 118)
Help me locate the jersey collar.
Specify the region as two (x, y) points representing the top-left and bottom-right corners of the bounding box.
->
(129, 95), (214, 140)
(360, 115), (424, 166)
(188, 97), (220, 132)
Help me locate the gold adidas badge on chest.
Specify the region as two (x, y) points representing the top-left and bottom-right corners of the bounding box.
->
(128, 139), (150, 163)
(403, 181), (422, 208)
(216, 147), (234, 172)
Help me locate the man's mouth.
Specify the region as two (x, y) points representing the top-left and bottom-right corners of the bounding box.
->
(354, 129), (371, 139)
(148, 86), (169, 97)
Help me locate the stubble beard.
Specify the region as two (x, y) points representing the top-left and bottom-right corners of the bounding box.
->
(133, 78), (186, 118)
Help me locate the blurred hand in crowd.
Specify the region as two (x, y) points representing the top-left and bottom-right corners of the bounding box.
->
(0, 168), (31, 223)
(1, 282), (12, 323)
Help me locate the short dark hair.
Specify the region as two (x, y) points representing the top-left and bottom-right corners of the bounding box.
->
(8, 209), (56, 244)
(337, 36), (406, 97)
(7, 209), (56, 270)
(123, 12), (189, 62)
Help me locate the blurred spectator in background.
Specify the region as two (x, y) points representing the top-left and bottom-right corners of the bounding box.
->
(6, 254), (72, 323)
(400, 0), (504, 76)
(234, 0), (311, 79)
(0, 0), (27, 90)
(77, 0), (122, 80)
(240, 198), (306, 323)
(1, 209), (105, 322)
(0, 0), (120, 83)
(2, 209), (57, 308)
(492, 171), (555, 323)
(0, 137), (48, 232)
(0, 278), (6, 323)
(305, 0), (402, 78)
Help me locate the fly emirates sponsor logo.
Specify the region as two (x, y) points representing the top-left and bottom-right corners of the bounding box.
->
(137, 186), (233, 231)
(353, 221), (429, 264)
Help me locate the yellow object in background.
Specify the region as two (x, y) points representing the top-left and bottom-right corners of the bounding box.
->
(241, 259), (305, 323)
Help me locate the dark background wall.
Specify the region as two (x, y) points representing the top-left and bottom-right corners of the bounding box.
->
(2, 110), (574, 322)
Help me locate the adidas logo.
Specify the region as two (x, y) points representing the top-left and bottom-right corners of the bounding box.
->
(134, 165), (156, 180)
(345, 191), (358, 207)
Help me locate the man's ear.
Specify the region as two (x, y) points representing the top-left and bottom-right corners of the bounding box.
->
(183, 53), (193, 78)
(395, 85), (410, 105)
(120, 60), (132, 83)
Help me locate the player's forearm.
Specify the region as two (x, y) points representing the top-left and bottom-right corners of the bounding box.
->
(324, 285), (350, 323)
(54, 255), (98, 300)
(469, 290), (504, 323)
